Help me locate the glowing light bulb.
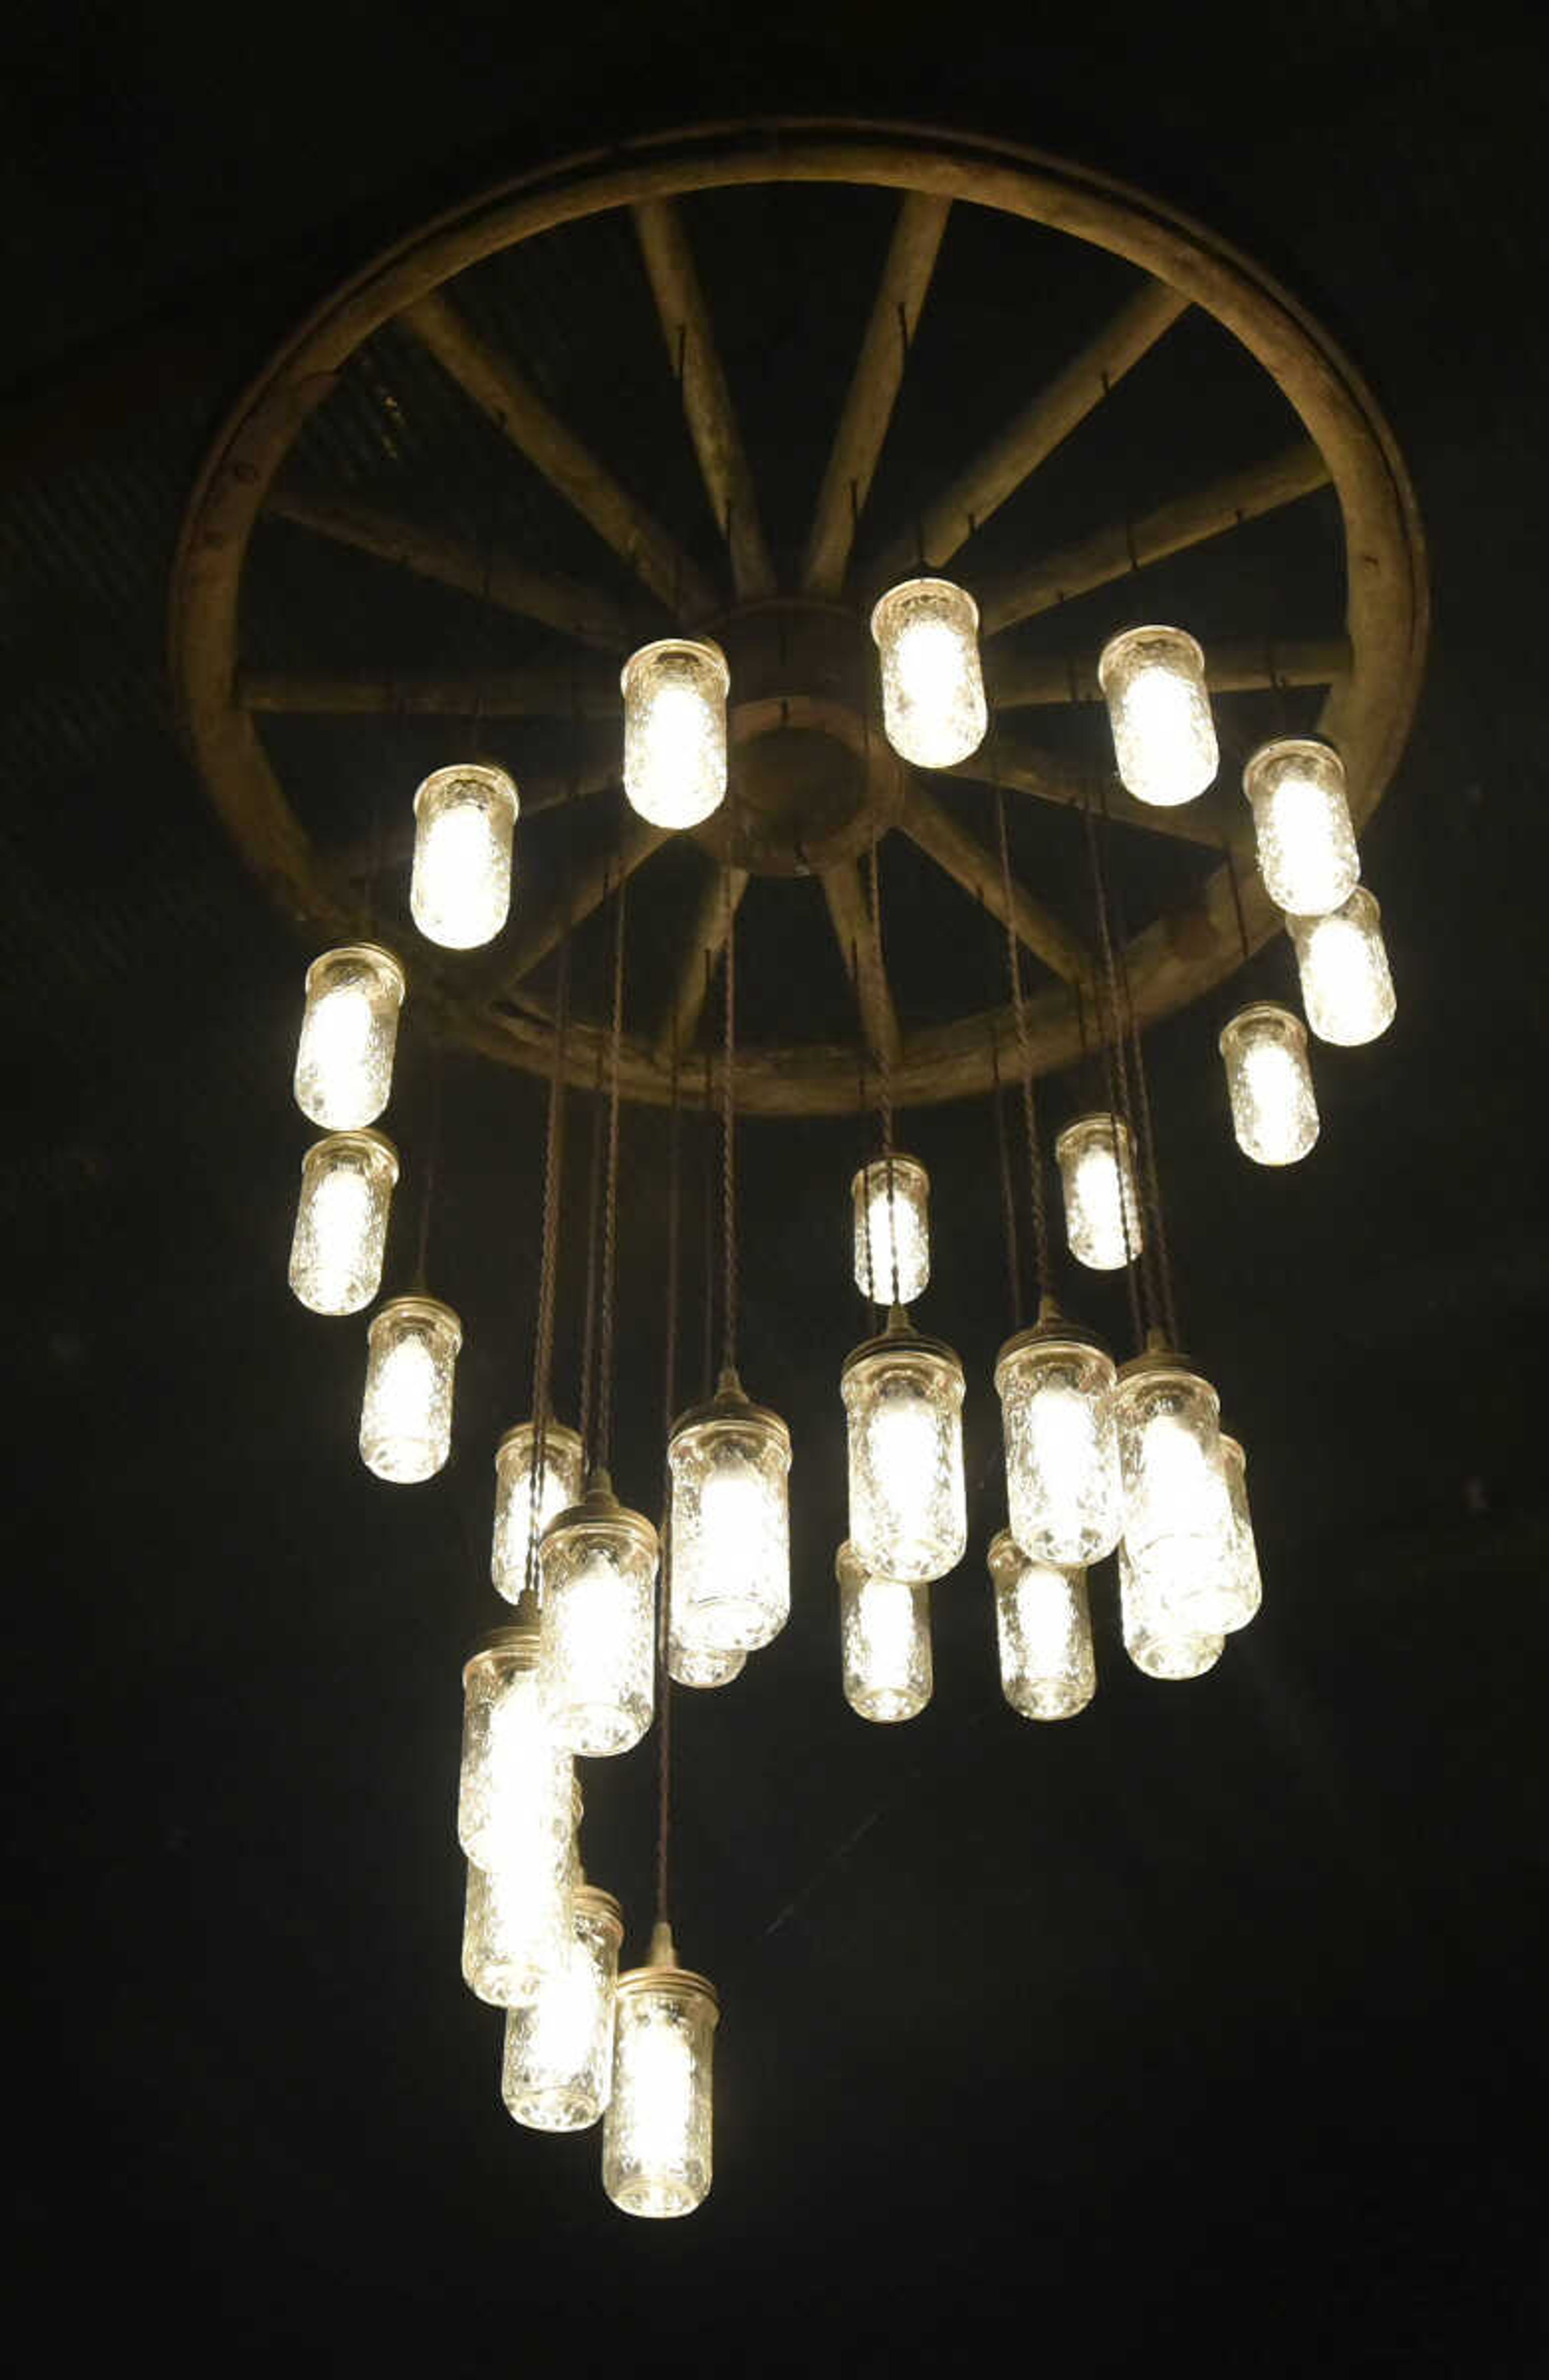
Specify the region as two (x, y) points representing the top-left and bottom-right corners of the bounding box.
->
(603, 1955), (718, 2219)
(851, 1154), (930, 1305)
(987, 1532), (1096, 1720)
(1118, 1539), (1224, 1681)
(1243, 737), (1359, 917)
(538, 1488), (657, 1757)
(1289, 887), (1396, 1046)
(1219, 1003), (1318, 1166)
(1098, 626), (1217, 806)
(491, 1420), (585, 1605)
(501, 1886), (622, 2131)
(620, 639), (729, 829)
(1056, 1114), (1144, 1273)
(870, 577), (987, 768)
(995, 1327), (1122, 1568)
(359, 1295), (461, 1483)
(668, 1384), (791, 1656)
(288, 1130), (398, 1315)
(410, 763), (518, 950)
(836, 1543), (932, 1722)
(841, 1327), (967, 1584)
(294, 944), (404, 1130)
(1115, 1359), (1238, 1635)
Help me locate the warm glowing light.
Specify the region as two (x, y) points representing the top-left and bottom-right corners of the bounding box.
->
(1219, 1003), (1318, 1166)
(359, 1294), (461, 1482)
(1118, 1540), (1223, 1681)
(836, 1542), (932, 1722)
(294, 943), (405, 1130)
(1056, 1113), (1144, 1273)
(668, 1382), (791, 1655)
(602, 1949), (718, 2219)
(851, 1154), (930, 1305)
(668, 1634), (746, 1689)
(841, 1324), (967, 1584)
(1217, 1433), (1263, 1633)
(501, 1885), (622, 2131)
(491, 1419), (585, 1606)
(458, 1629), (578, 2003)
(1115, 1356), (1238, 1635)
(987, 1532), (1096, 1720)
(1098, 626), (1217, 806)
(994, 1325), (1122, 1567)
(538, 1484), (657, 1757)
(1289, 886), (1396, 1046)
(870, 578), (987, 768)
(410, 763), (519, 949)
(288, 1130), (398, 1315)
(1243, 736), (1359, 916)
(620, 639), (729, 829)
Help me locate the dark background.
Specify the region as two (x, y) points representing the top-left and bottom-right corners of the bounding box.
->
(4, 4), (1547, 2371)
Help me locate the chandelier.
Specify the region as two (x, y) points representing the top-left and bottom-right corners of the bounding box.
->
(173, 123), (1425, 2219)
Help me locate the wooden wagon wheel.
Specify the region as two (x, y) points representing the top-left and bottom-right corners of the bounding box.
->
(171, 119), (1427, 1115)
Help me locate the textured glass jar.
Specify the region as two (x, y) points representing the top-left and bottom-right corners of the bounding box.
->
(1098, 625), (1218, 806)
(668, 1633), (746, 1689)
(841, 1318), (967, 1583)
(1055, 1113), (1144, 1273)
(294, 942), (405, 1131)
(410, 762), (519, 950)
(1115, 1351), (1238, 1635)
(538, 1480), (658, 1757)
(851, 1153), (930, 1306)
(603, 1934), (718, 2219)
(491, 1419), (585, 1605)
(667, 1375), (791, 1656)
(1243, 736), (1359, 917)
(1118, 1541), (1224, 1680)
(461, 1779), (582, 2006)
(987, 1531), (1096, 1720)
(457, 1626), (578, 1871)
(994, 1321), (1122, 1567)
(288, 1129), (398, 1315)
(620, 638), (729, 829)
(501, 1884), (623, 2131)
(1219, 1002), (1319, 1167)
(1289, 886), (1397, 1046)
(359, 1293), (461, 1483)
(835, 1542), (932, 1722)
(869, 577), (988, 768)
(1218, 1433), (1264, 1634)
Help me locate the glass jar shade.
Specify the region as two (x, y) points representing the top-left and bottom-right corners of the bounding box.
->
(1243, 736), (1359, 916)
(851, 1154), (930, 1306)
(410, 763), (518, 950)
(1219, 1003), (1318, 1167)
(835, 1543), (932, 1722)
(461, 1783), (582, 2006)
(359, 1294), (461, 1483)
(994, 1328), (1122, 1568)
(1115, 1360), (1238, 1636)
(1218, 1434), (1263, 1634)
(1289, 887), (1396, 1046)
(538, 1491), (658, 1757)
(603, 1964), (718, 2219)
(869, 578), (988, 768)
(987, 1532), (1096, 1720)
(1119, 1541), (1224, 1681)
(288, 1130), (397, 1315)
(294, 943), (405, 1130)
(1056, 1114), (1144, 1274)
(1098, 625), (1218, 807)
(667, 1389), (791, 1656)
(501, 1886), (622, 2131)
(841, 1330), (967, 1584)
(458, 1627), (578, 1872)
(668, 1634), (746, 1689)
(620, 639), (729, 829)
(491, 1420), (585, 1605)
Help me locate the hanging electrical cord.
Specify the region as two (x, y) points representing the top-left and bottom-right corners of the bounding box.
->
(655, 1031), (682, 1933)
(990, 1034), (1024, 1326)
(577, 1026), (607, 1475)
(852, 965), (881, 1330)
(411, 1025), (445, 1292)
(993, 770), (1053, 1312)
(596, 874), (629, 1477)
(720, 855), (740, 1374)
(1082, 794), (1150, 1353)
(1109, 847), (1182, 1352)
(521, 924), (572, 1605)
(701, 1025), (716, 1403)
(865, 828), (901, 1309)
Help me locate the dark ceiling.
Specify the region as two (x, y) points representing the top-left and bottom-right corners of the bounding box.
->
(4, 6), (1547, 2374)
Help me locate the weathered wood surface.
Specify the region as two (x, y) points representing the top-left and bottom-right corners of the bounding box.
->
(820, 859), (902, 1068)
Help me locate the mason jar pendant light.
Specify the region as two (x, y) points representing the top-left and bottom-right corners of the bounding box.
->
(359, 1292), (462, 1482)
(986, 1532), (1096, 1720)
(501, 1883), (624, 2132)
(1114, 1344), (1240, 1637)
(288, 1129), (398, 1315)
(1289, 886), (1397, 1046)
(491, 1419), (586, 1605)
(620, 638), (730, 829)
(1055, 1113), (1144, 1273)
(1217, 1433), (1264, 1633)
(409, 762), (519, 950)
(841, 1310), (967, 1583)
(870, 576), (988, 768)
(457, 1627), (578, 2000)
(1242, 736), (1359, 917)
(668, 1375), (791, 1656)
(1118, 1540), (1224, 1681)
(852, 1153), (930, 1306)
(1097, 625), (1218, 807)
(294, 942), (405, 1131)
(461, 1779), (582, 2006)
(1218, 1002), (1319, 1166)
(603, 1922), (719, 2219)
(538, 1476), (658, 1758)
(835, 1541), (933, 1722)
(994, 1313), (1122, 1568)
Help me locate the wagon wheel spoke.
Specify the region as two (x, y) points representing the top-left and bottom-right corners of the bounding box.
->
(654, 862), (750, 1063)
(400, 287), (720, 620)
(476, 814), (671, 996)
(862, 277), (1188, 593)
(262, 485), (647, 651)
(952, 729), (1234, 850)
(898, 779), (1090, 983)
(802, 194), (952, 598)
(633, 200), (776, 602)
(240, 666), (620, 720)
(819, 858), (902, 1069)
(985, 633), (1351, 709)
(979, 440), (1331, 635)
